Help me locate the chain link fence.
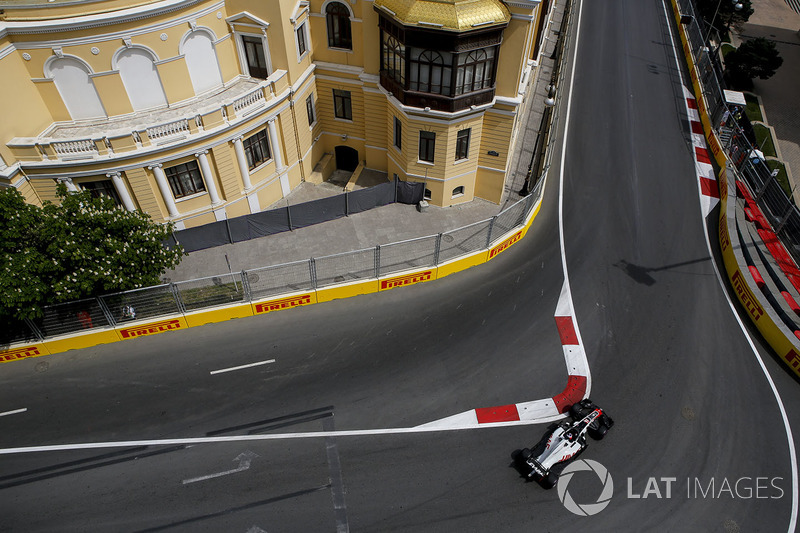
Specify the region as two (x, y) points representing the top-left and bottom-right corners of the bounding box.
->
(676, 0), (800, 260)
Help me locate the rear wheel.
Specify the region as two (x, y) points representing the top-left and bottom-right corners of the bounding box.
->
(520, 448), (532, 460)
(540, 472), (559, 489)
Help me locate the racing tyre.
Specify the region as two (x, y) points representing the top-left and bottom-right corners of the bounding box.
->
(540, 472), (559, 490)
(569, 403), (583, 421)
(520, 448), (532, 460)
(588, 424), (608, 441)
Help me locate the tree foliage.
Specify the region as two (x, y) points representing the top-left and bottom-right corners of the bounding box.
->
(1, 185), (184, 321)
(696, 0), (754, 36)
(724, 37), (783, 89)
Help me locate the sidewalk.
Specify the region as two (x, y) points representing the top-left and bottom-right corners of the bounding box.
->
(163, 1), (566, 283)
(735, 0), (800, 201)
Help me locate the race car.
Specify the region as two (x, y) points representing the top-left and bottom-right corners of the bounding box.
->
(516, 400), (613, 489)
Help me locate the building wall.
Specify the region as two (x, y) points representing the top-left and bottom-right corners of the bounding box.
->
(0, 0), (542, 219)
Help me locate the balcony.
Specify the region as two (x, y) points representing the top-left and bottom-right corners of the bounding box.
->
(379, 72), (495, 113)
(8, 71), (289, 165)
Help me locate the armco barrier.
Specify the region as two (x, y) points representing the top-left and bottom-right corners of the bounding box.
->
(670, 0), (800, 378)
(0, 191), (547, 364)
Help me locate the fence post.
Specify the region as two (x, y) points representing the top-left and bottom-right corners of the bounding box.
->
(485, 216), (497, 248)
(433, 233), (442, 265)
(241, 270), (252, 301)
(394, 175), (399, 203)
(96, 297), (117, 327)
(345, 190), (350, 217)
(24, 319), (45, 341)
(287, 205), (294, 231)
(225, 217), (233, 245)
(170, 282), (186, 314)
(309, 258), (318, 289)
(375, 245), (381, 278)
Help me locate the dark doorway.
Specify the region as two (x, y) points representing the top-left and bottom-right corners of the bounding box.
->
(335, 146), (359, 172)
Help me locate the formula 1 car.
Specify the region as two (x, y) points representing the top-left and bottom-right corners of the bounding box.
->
(517, 400), (613, 489)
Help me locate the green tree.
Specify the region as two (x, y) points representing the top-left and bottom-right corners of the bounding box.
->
(724, 37), (783, 90)
(696, 0), (754, 38)
(0, 185), (184, 321)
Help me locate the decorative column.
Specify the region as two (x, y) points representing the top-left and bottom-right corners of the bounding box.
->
(233, 136), (261, 214)
(106, 172), (136, 212)
(232, 136), (253, 190)
(57, 177), (79, 192)
(195, 150), (222, 206)
(267, 118), (290, 197)
(149, 164), (180, 218)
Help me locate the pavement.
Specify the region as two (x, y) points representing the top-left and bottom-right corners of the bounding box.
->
(163, 2), (566, 283)
(734, 0), (800, 202)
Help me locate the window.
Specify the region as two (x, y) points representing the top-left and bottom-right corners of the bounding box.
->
(455, 48), (496, 95)
(47, 57), (106, 120)
(81, 180), (121, 205)
(452, 186), (465, 198)
(382, 34), (405, 84)
(455, 128), (471, 160)
(164, 161), (206, 199)
(409, 49), (452, 96)
(333, 89), (352, 120)
(306, 94), (316, 126)
(394, 117), (402, 150)
(115, 48), (167, 111)
(326, 2), (352, 50)
(424, 188), (432, 200)
(182, 30), (224, 94)
(242, 35), (269, 79)
(242, 130), (272, 170)
(419, 131), (436, 163)
(297, 24), (307, 57)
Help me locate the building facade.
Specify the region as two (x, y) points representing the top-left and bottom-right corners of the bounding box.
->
(0, 0), (549, 229)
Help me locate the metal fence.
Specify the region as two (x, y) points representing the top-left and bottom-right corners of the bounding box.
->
(3, 192), (542, 346)
(676, 0), (800, 260)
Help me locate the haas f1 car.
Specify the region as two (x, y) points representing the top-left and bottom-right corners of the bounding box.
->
(516, 399), (613, 489)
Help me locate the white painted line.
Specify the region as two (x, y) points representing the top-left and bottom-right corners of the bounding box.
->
(0, 408), (27, 417)
(210, 359), (275, 375)
(660, 1), (798, 531)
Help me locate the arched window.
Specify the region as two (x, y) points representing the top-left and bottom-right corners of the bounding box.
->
(451, 185), (465, 198)
(326, 2), (352, 50)
(409, 49), (452, 96)
(455, 48), (495, 95)
(382, 35), (405, 84)
(47, 57), (106, 120)
(182, 30), (223, 95)
(115, 48), (168, 111)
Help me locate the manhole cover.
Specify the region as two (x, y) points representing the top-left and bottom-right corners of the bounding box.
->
(35, 361), (49, 373)
(723, 519), (740, 533)
(681, 406), (696, 421)
(442, 234), (455, 243)
(247, 273), (260, 284)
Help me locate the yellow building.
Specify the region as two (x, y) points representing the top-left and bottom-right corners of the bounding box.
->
(0, 0), (548, 228)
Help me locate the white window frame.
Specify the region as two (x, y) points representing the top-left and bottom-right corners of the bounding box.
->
(233, 29), (272, 80)
(295, 21), (309, 62)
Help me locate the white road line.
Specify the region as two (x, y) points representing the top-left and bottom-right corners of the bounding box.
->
(557, 0), (592, 398)
(0, 408), (27, 417)
(210, 359), (275, 375)
(660, 1), (798, 531)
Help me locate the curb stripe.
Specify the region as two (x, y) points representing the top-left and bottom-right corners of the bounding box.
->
(690, 120), (704, 135)
(686, 97), (698, 109)
(475, 404), (521, 423)
(552, 375), (588, 413)
(700, 177), (720, 198)
(695, 146), (711, 164)
(555, 316), (580, 345)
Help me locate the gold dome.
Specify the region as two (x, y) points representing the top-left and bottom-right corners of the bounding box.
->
(374, 0), (511, 32)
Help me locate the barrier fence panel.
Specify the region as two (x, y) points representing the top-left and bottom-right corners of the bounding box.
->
(314, 248), (377, 288)
(99, 284), (182, 325)
(174, 273), (248, 312)
(379, 235), (438, 276)
(38, 298), (111, 338)
(491, 198), (527, 240)
(1, 321), (39, 346)
(438, 220), (492, 264)
(246, 260), (314, 300)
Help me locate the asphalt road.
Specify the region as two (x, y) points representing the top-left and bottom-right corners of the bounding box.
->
(2, 0), (799, 531)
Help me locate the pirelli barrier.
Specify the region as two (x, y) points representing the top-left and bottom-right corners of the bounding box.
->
(670, 0), (800, 378)
(0, 192), (545, 365)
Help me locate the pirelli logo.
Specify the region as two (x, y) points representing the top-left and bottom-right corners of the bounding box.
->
(489, 230), (523, 259)
(0, 345), (44, 363)
(380, 271), (433, 290)
(718, 169), (728, 197)
(785, 350), (800, 371)
(119, 319), (182, 339)
(731, 269), (764, 321)
(254, 294), (312, 314)
(719, 217), (731, 252)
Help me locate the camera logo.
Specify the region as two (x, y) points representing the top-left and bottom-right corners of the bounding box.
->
(557, 459), (614, 516)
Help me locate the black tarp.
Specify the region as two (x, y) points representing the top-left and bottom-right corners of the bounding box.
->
(172, 179), (423, 253)
(396, 180), (425, 204)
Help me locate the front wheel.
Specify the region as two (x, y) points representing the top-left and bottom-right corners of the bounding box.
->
(588, 424), (608, 441)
